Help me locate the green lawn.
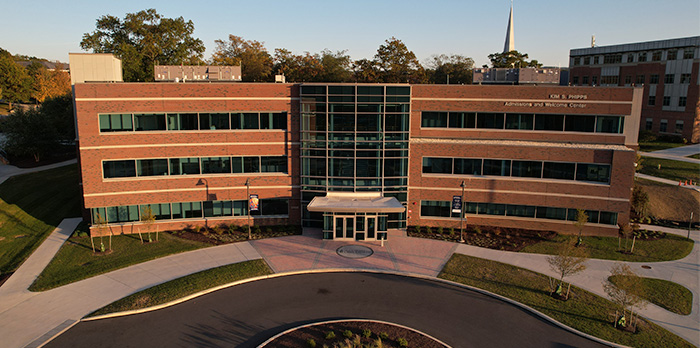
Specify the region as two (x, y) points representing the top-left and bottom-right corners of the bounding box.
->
(638, 141), (687, 152)
(0, 164), (81, 277)
(439, 254), (693, 348)
(609, 276), (693, 315)
(521, 234), (693, 262)
(88, 259), (272, 317)
(688, 154), (700, 160)
(637, 157), (700, 183)
(30, 232), (210, 291)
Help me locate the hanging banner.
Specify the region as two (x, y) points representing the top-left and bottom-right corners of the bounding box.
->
(452, 196), (462, 214)
(249, 194), (259, 211)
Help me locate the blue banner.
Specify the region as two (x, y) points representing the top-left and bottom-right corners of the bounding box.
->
(452, 196), (462, 214)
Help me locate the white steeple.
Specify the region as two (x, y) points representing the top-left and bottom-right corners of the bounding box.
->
(503, 1), (515, 53)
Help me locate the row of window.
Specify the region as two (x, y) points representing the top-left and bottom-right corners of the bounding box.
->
(645, 118), (684, 134)
(423, 157), (610, 183)
(302, 157), (408, 178)
(91, 198), (290, 224)
(301, 102), (410, 113)
(572, 73), (692, 86)
(421, 111), (624, 134)
(572, 48), (695, 66)
(420, 200), (618, 225)
(300, 85), (410, 96)
(302, 113), (410, 132)
(648, 95), (688, 107)
(103, 156), (288, 179)
(99, 112), (287, 132)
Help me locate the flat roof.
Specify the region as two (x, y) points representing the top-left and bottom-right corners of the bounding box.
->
(307, 193), (405, 213)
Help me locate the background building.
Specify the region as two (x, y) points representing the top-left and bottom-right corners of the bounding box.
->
(569, 36), (700, 142)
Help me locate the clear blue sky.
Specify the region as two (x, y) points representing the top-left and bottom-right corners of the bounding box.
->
(1, 0), (698, 68)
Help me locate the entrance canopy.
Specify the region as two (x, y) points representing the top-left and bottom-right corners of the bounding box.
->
(307, 192), (405, 213)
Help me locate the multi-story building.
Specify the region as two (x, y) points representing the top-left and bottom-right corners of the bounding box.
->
(72, 55), (642, 240)
(569, 36), (699, 142)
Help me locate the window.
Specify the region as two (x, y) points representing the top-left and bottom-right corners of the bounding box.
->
(421, 200), (451, 218)
(679, 96), (687, 107)
(386, 114), (409, 131)
(170, 158), (200, 175)
(476, 113), (504, 129)
(232, 113), (260, 129)
(683, 49), (695, 59)
(675, 121), (684, 134)
(167, 113), (197, 130)
(638, 52), (647, 62)
(573, 57), (580, 65)
(591, 76), (598, 85)
(626, 54), (634, 63)
(543, 162), (575, 180)
(680, 74), (691, 83)
(103, 160), (136, 178)
(534, 114), (564, 131)
(624, 75), (631, 84)
(645, 118), (653, 131)
(422, 157), (453, 174)
(506, 205), (536, 218)
(652, 51), (662, 61)
(603, 54), (622, 64)
(667, 50), (678, 60)
(261, 156), (287, 173)
(583, 57), (590, 65)
(201, 157), (231, 174)
(596, 116), (624, 134)
(600, 76), (619, 85)
(171, 202), (202, 219)
(511, 161), (542, 178)
(648, 95), (656, 106)
(100, 114), (133, 132)
(199, 113), (230, 130)
(576, 164), (610, 183)
(243, 157), (260, 173)
(660, 119), (668, 132)
(582, 76), (589, 85)
(636, 75), (645, 84)
(593, 56), (599, 64)
(134, 114), (166, 131)
(421, 111), (447, 128)
(105, 205), (140, 223)
(483, 159), (511, 176)
(505, 113), (534, 130)
(664, 74), (675, 84)
(599, 211), (618, 225)
(536, 206), (567, 220)
(572, 76), (579, 85)
(141, 203), (171, 220)
(137, 159), (168, 176)
(448, 112), (476, 128)
(257, 198), (289, 216)
(663, 96), (671, 106)
(565, 115), (595, 132)
(649, 74), (659, 84)
(203, 201), (232, 217)
(260, 112), (287, 130)
(454, 158), (482, 175)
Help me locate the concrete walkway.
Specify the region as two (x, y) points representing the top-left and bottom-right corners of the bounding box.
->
(1, 222), (698, 347)
(0, 159), (77, 185)
(635, 173), (700, 191)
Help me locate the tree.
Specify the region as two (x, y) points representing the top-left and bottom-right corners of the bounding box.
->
(81, 9), (205, 82)
(488, 50), (543, 68)
(603, 264), (647, 331)
(631, 184), (649, 219)
(352, 58), (380, 83)
(318, 49), (352, 82)
(212, 35), (272, 82)
(547, 239), (589, 299)
(426, 54), (474, 84)
(39, 94), (75, 144)
(374, 37), (426, 83)
(0, 48), (30, 108)
(28, 63), (70, 103)
(139, 206), (156, 243)
(573, 209), (588, 245)
(0, 108), (58, 162)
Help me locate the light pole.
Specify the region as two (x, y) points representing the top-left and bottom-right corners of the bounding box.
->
(460, 180), (465, 243)
(245, 178), (251, 240)
(196, 178), (209, 228)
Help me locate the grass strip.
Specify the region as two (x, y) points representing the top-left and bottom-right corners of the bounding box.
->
(439, 254), (693, 348)
(609, 276), (693, 315)
(88, 259), (272, 317)
(637, 157), (700, 183)
(638, 141), (687, 152)
(520, 234), (693, 262)
(688, 154), (700, 160)
(30, 232), (210, 291)
(0, 164), (81, 276)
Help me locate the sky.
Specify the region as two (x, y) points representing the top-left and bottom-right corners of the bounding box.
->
(1, 0), (698, 68)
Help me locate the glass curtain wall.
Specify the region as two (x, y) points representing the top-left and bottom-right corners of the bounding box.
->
(300, 85), (410, 228)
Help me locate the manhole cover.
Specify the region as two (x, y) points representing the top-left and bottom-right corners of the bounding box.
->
(336, 245), (373, 259)
(641, 265), (652, 269)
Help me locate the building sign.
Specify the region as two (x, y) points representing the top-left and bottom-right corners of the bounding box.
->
(452, 196), (462, 214)
(249, 194), (259, 211)
(504, 95), (588, 109)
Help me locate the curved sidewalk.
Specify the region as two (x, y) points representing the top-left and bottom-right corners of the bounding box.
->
(0, 159), (77, 185)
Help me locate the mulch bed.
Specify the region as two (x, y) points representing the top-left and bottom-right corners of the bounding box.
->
(170, 225), (302, 245)
(264, 320), (447, 348)
(408, 225), (556, 251)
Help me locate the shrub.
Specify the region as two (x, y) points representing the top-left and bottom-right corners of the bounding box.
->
(307, 338), (316, 347)
(343, 329), (353, 338)
(362, 329), (372, 338)
(253, 225), (261, 234)
(413, 225), (421, 233)
(397, 337), (408, 347)
(437, 226), (444, 235)
(378, 332), (389, 340)
(325, 331), (336, 340)
(449, 227), (455, 236)
(265, 227), (273, 233)
(474, 226), (482, 235)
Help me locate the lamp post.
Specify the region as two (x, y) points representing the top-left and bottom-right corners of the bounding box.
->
(245, 178), (251, 240)
(460, 180), (466, 243)
(196, 178), (209, 228)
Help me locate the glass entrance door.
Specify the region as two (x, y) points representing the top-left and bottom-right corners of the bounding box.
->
(334, 216), (354, 239)
(366, 217), (376, 239)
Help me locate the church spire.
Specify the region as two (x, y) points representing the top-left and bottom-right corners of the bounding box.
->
(503, 1), (515, 53)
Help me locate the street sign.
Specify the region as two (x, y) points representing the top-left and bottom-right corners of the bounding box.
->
(452, 196), (462, 214)
(249, 194), (259, 211)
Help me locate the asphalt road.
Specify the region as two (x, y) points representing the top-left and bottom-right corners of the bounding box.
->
(45, 272), (607, 348)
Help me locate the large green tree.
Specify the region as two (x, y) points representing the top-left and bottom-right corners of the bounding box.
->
(352, 58), (381, 83)
(374, 37), (426, 83)
(212, 35), (273, 82)
(488, 50), (543, 68)
(80, 9), (205, 82)
(318, 49), (352, 82)
(426, 54), (474, 84)
(0, 48), (30, 108)
(0, 108), (58, 162)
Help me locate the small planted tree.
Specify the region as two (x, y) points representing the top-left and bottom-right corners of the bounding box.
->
(619, 223), (633, 253)
(603, 264), (647, 331)
(631, 184), (649, 219)
(547, 238), (589, 299)
(140, 206), (156, 243)
(92, 213), (108, 253)
(573, 209), (588, 246)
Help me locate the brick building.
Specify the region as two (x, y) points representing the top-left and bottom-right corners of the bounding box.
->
(569, 36), (699, 142)
(72, 56), (642, 239)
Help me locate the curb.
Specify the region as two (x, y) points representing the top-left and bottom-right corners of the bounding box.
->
(83, 268), (628, 348)
(256, 318), (453, 348)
